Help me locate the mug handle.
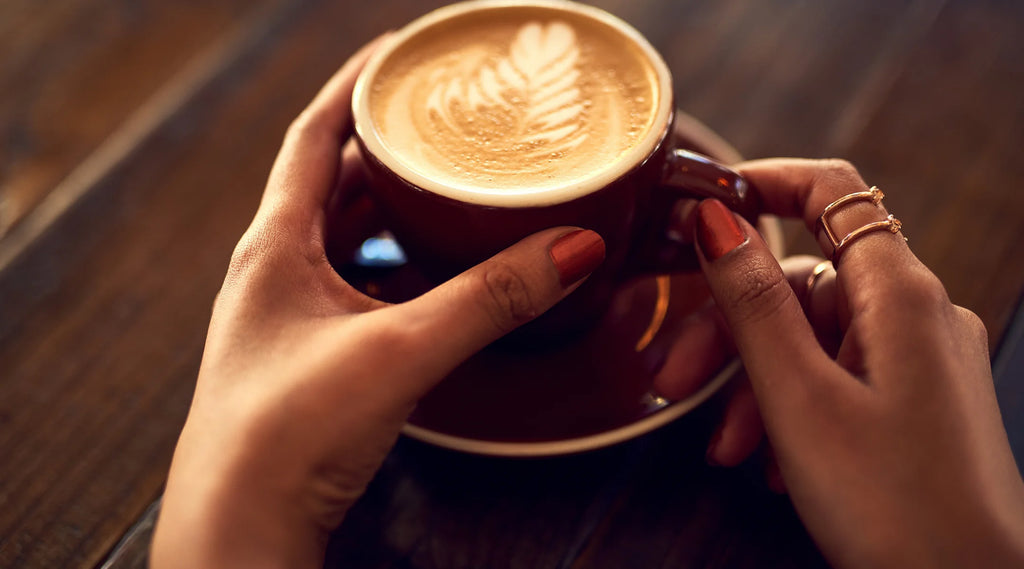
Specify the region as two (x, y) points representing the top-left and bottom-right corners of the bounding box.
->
(622, 125), (760, 276)
(662, 148), (759, 224)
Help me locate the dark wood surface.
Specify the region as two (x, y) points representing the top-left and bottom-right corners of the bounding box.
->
(1, 1), (1022, 568)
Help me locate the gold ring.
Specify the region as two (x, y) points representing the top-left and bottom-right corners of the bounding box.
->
(803, 260), (833, 313)
(816, 186), (904, 263)
(832, 214), (904, 262)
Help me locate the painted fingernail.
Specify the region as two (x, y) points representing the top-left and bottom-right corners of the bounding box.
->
(549, 229), (606, 287)
(695, 199), (747, 261)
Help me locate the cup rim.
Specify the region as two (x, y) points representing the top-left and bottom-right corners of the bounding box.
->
(351, 0), (674, 208)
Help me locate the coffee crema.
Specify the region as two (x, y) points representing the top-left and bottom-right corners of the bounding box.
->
(366, 5), (661, 196)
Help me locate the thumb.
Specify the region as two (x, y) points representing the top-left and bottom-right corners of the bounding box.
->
(389, 227), (605, 381)
(693, 200), (830, 405)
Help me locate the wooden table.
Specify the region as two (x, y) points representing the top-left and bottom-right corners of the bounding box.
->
(2, 1), (1022, 567)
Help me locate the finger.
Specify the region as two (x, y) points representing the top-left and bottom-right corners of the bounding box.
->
(693, 199), (836, 410)
(781, 255), (842, 356)
(653, 256), (842, 391)
(258, 34), (389, 230)
(383, 228), (606, 396)
(736, 158), (913, 269)
(736, 159), (939, 368)
(706, 375), (765, 468)
(651, 300), (733, 401)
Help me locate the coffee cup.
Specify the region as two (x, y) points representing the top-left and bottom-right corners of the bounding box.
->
(351, 0), (758, 339)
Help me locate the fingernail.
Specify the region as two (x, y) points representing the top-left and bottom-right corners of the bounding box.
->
(549, 229), (605, 287)
(695, 199), (747, 261)
(705, 430), (723, 466)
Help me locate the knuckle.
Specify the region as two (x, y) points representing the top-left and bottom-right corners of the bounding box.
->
(804, 159), (870, 224)
(363, 317), (415, 353)
(810, 159), (866, 200)
(849, 265), (956, 331)
(728, 256), (793, 327)
(886, 265), (950, 315)
(285, 112), (314, 139)
(285, 111), (330, 145)
(477, 263), (540, 334)
(956, 306), (989, 347)
(816, 158), (864, 187)
(226, 222), (279, 284)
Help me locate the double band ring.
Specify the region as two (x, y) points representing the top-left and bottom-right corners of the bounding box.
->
(816, 186), (906, 264)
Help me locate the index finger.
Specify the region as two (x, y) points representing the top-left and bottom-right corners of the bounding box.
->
(257, 35), (390, 228)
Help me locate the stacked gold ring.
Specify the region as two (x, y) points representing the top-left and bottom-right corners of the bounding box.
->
(816, 186), (906, 264)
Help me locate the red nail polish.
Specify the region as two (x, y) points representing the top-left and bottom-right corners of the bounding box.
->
(695, 199), (747, 261)
(549, 230), (606, 287)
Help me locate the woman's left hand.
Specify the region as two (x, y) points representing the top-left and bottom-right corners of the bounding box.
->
(151, 36), (605, 569)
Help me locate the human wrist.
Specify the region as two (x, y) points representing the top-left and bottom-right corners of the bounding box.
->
(154, 483), (327, 569)
(855, 502), (1024, 569)
(152, 417), (332, 569)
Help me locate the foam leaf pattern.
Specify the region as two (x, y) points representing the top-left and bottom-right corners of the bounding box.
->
(425, 20), (589, 166)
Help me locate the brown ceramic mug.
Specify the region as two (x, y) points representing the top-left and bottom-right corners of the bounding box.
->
(352, 0), (758, 339)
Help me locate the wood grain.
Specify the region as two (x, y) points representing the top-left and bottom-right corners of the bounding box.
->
(1, 0), (1022, 568)
(0, 0), (372, 565)
(842, 0), (1024, 344)
(0, 0), (275, 238)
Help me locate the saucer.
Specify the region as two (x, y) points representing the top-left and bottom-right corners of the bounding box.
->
(339, 217), (783, 457)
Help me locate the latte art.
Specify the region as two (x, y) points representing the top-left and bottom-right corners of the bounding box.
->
(424, 21), (589, 173)
(367, 7), (660, 195)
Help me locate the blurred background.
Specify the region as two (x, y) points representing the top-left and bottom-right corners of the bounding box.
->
(1, 1), (1022, 567)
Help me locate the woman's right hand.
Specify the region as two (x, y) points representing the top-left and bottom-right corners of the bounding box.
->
(659, 158), (1024, 568)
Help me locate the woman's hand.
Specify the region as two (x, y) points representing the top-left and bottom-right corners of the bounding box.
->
(150, 38), (605, 569)
(659, 158), (1024, 568)
(651, 254), (843, 491)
